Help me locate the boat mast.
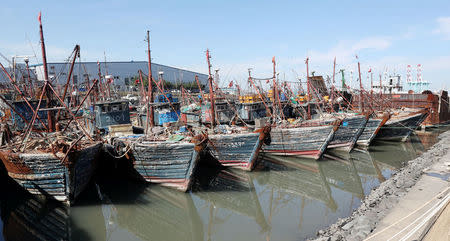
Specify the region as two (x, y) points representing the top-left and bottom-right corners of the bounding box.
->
(97, 61), (105, 101)
(38, 12), (55, 132)
(357, 57), (364, 112)
(305, 57), (311, 119)
(24, 58), (33, 97)
(57, 45), (80, 121)
(370, 69), (373, 104)
(195, 75), (203, 105)
(145, 30), (154, 133)
(379, 73), (383, 111)
(272, 56), (277, 119)
(206, 49), (215, 127)
(331, 57), (336, 111)
(340, 69), (346, 90)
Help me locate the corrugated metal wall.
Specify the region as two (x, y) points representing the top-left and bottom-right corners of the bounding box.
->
(32, 61), (208, 90)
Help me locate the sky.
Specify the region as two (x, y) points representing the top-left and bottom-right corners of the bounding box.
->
(0, 0), (449, 92)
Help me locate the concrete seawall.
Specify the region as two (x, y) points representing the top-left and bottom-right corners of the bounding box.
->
(313, 130), (450, 241)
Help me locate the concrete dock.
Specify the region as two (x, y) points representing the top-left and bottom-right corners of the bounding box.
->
(366, 153), (450, 240)
(313, 130), (450, 241)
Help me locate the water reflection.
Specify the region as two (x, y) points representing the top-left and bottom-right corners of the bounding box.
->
(193, 166), (269, 241)
(262, 156), (337, 211)
(0, 178), (106, 241)
(0, 127), (447, 241)
(96, 180), (203, 241)
(3, 197), (70, 241)
(0, 178), (74, 241)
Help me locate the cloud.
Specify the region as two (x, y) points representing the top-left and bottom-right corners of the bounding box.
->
(433, 17), (450, 40)
(307, 36), (392, 65)
(351, 37), (392, 52)
(178, 35), (395, 91)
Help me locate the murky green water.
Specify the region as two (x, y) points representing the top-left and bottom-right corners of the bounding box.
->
(0, 128), (448, 241)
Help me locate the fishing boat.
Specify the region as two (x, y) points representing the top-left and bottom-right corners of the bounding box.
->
(262, 119), (340, 160)
(0, 13), (103, 205)
(375, 109), (429, 141)
(0, 132), (102, 205)
(246, 57), (340, 160)
(326, 114), (369, 152)
(207, 125), (271, 171)
(200, 50), (271, 171)
(356, 113), (390, 147)
(112, 131), (206, 192)
(108, 31), (207, 192)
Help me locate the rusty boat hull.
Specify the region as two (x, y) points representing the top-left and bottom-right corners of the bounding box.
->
(356, 115), (390, 147)
(118, 138), (204, 192)
(207, 127), (270, 171)
(262, 123), (338, 160)
(375, 111), (429, 142)
(327, 115), (368, 152)
(0, 142), (102, 205)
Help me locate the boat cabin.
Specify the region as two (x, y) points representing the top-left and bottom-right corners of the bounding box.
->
(11, 100), (48, 131)
(238, 102), (267, 123)
(201, 101), (235, 124)
(94, 100), (131, 131)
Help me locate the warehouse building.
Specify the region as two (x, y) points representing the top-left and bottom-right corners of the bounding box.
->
(28, 61), (208, 91)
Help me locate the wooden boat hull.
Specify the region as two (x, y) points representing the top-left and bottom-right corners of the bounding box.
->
(356, 115), (389, 147)
(207, 127), (270, 171)
(327, 115), (368, 152)
(0, 142), (102, 205)
(124, 140), (205, 192)
(262, 124), (337, 160)
(375, 111), (429, 142)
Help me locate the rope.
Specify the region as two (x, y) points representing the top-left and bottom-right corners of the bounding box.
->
(364, 186), (450, 240)
(393, 192), (450, 241)
(104, 135), (146, 159)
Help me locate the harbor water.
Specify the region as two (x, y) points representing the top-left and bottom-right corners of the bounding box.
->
(0, 128), (447, 241)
